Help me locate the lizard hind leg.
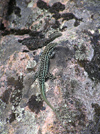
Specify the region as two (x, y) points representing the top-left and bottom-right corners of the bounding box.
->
(46, 72), (56, 80)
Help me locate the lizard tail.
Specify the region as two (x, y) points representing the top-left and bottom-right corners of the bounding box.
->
(40, 83), (60, 120)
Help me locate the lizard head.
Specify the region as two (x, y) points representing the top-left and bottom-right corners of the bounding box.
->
(47, 43), (57, 50)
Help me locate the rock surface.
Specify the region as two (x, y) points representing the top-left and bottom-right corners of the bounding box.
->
(0, 0), (100, 134)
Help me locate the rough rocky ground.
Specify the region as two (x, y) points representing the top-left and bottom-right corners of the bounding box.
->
(0, 0), (100, 134)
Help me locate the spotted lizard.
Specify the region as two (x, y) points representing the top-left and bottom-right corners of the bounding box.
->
(33, 43), (60, 119)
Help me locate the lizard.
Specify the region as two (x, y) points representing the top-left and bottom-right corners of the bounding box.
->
(33, 43), (60, 119)
(18, 32), (62, 50)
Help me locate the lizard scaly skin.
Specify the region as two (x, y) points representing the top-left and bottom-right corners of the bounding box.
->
(33, 43), (59, 119)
